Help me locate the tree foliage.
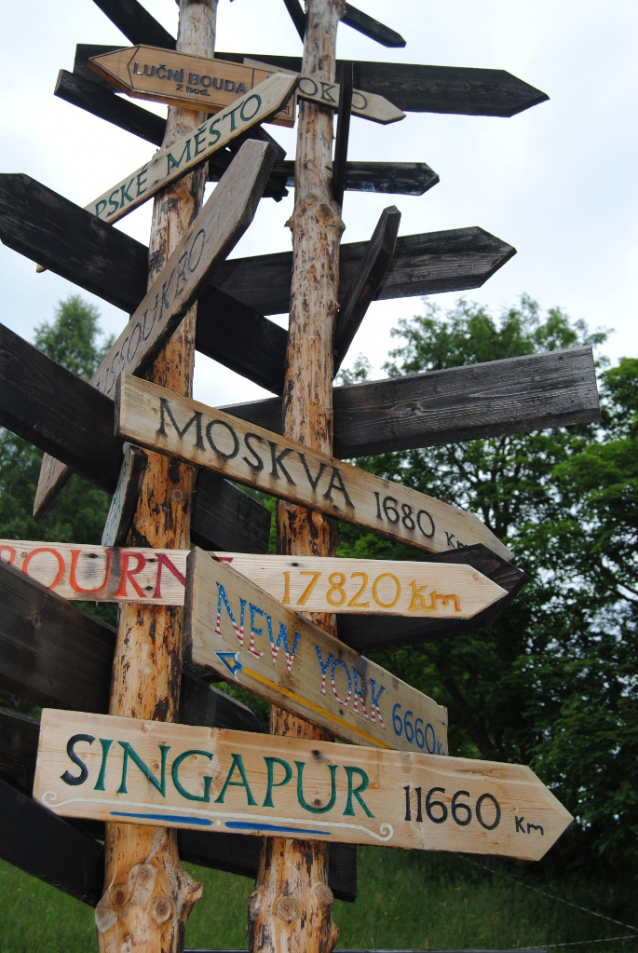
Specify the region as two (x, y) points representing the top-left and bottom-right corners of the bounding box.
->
(337, 296), (638, 869)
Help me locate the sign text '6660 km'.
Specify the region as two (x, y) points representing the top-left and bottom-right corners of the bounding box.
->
(116, 374), (512, 560)
(34, 710), (573, 861)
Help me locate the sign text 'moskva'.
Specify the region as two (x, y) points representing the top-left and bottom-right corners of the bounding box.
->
(116, 374), (512, 560)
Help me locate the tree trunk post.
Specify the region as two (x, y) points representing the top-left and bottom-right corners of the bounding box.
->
(95, 2), (218, 951)
(247, 2), (345, 952)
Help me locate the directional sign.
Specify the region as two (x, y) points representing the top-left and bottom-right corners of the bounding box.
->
(116, 374), (513, 561)
(89, 46), (404, 126)
(86, 72), (297, 224)
(213, 554), (507, 619)
(34, 709), (572, 861)
(185, 548), (448, 753)
(35, 139), (276, 512)
(0, 541), (505, 623)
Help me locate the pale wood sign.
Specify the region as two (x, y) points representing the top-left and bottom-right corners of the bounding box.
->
(184, 548), (448, 753)
(88, 46), (405, 126)
(34, 709), (572, 861)
(86, 72), (297, 224)
(101, 444), (148, 547)
(116, 375), (513, 560)
(34, 138), (277, 516)
(216, 553), (507, 618)
(0, 540), (507, 620)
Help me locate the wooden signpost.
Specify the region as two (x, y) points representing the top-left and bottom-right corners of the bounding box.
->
(0, 540), (507, 620)
(89, 46), (405, 125)
(115, 374), (513, 561)
(34, 709), (572, 862)
(184, 548), (448, 754)
(35, 138), (276, 512)
(87, 71), (297, 223)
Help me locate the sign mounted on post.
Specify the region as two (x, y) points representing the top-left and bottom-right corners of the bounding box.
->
(86, 72), (298, 224)
(34, 709), (572, 861)
(0, 540), (507, 619)
(88, 46), (405, 126)
(34, 138), (277, 515)
(116, 374), (513, 561)
(184, 548), (448, 753)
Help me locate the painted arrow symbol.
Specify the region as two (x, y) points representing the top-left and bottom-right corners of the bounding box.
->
(216, 651), (243, 680)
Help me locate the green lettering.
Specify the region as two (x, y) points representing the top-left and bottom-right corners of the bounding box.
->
(295, 761), (337, 814)
(193, 130), (207, 157)
(166, 140), (192, 175)
(224, 105), (241, 132)
(117, 742), (169, 796)
(215, 753), (257, 805)
(136, 168), (148, 197)
(208, 117), (222, 145)
(343, 766), (374, 817)
(94, 738), (113, 791)
(263, 757), (293, 808)
(119, 177), (135, 208)
(107, 190), (119, 216)
(95, 199), (107, 218)
(171, 749), (213, 802)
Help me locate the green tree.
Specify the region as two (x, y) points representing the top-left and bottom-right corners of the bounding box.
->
(337, 295), (638, 869)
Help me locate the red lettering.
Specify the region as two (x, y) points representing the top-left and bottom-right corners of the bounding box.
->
(114, 552), (147, 599)
(22, 547), (65, 589)
(152, 553), (186, 599)
(0, 546), (16, 565)
(69, 549), (113, 595)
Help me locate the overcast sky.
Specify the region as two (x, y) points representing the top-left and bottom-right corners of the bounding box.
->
(1, 0), (636, 410)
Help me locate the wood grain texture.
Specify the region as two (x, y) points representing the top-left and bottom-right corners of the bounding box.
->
(34, 140), (277, 511)
(102, 443), (148, 546)
(35, 710), (573, 861)
(337, 545), (528, 652)
(184, 548), (449, 753)
(0, 707), (40, 797)
(334, 205), (400, 371)
(0, 775), (105, 906)
(116, 375), (512, 560)
(219, 53), (549, 117)
(91, 0), (176, 48)
(223, 346), (601, 455)
(342, 4), (406, 47)
(86, 73), (297, 224)
(0, 558), (259, 733)
(211, 227), (517, 316)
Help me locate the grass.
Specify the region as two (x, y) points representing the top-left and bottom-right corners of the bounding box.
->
(0, 848), (636, 953)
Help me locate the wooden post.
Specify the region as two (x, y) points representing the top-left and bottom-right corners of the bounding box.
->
(247, 2), (344, 952)
(94, 1), (218, 951)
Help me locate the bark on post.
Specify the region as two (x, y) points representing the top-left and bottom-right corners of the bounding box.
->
(247, 2), (345, 952)
(95, 2), (218, 951)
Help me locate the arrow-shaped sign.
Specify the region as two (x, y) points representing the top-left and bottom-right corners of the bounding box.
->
(86, 72), (297, 224)
(116, 374), (512, 561)
(88, 45), (405, 126)
(34, 709), (572, 861)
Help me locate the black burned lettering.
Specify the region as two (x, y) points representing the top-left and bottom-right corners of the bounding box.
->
(243, 433), (265, 471)
(157, 397), (205, 449)
(298, 453), (327, 492)
(320, 81), (337, 104)
(269, 443), (296, 484)
(515, 815), (526, 833)
(206, 419), (240, 460)
(323, 467), (355, 509)
(188, 229), (206, 273)
(351, 91), (367, 111)
(160, 271), (174, 317)
(141, 299), (157, 340)
(417, 509), (435, 539)
(61, 734), (95, 786)
(175, 252), (188, 297)
(527, 822), (544, 835)
(126, 322), (142, 363)
(445, 532), (455, 547)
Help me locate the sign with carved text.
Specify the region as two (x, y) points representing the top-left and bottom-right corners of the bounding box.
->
(35, 139), (276, 515)
(35, 710), (572, 860)
(87, 72), (297, 224)
(184, 548), (448, 753)
(116, 375), (513, 560)
(89, 46), (404, 126)
(0, 540), (507, 619)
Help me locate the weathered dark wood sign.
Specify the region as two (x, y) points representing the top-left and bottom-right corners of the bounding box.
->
(34, 709), (572, 860)
(116, 374), (512, 560)
(87, 72), (297, 223)
(0, 541), (505, 620)
(185, 549), (448, 752)
(89, 46), (405, 125)
(35, 138), (276, 512)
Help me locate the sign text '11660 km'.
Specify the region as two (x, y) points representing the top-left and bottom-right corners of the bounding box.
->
(34, 710), (573, 861)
